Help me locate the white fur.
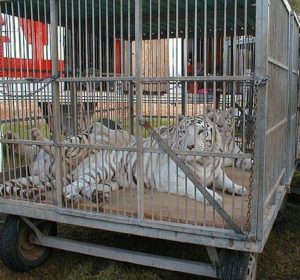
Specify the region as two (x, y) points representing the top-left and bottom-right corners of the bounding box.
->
(64, 116), (246, 204)
(206, 108), (252, 170)
(1, 117), (246, 204)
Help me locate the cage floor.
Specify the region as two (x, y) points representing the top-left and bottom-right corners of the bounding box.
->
(37, 167), (251, 229)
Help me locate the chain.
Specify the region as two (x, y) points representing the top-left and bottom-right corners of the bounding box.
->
(251, 72), (271, 90)
(245, 94), (256, 233)
(0, 74), (60, 97)
(245, 73), (271, 233)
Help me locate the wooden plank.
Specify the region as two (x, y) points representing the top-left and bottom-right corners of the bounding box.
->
(1, 167), (251, 230)
(131, 39), (169, 93)
(102, 167), (250, 229)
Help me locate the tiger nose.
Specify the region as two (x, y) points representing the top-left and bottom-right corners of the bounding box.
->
(187, 144), (194, 150)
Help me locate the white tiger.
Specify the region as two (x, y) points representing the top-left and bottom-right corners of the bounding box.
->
(1, 115), (246, 204)
(63, 115), (246, 204)
(206, 108), (252, 170)
(155, 109), (252, 170)
(0, 122), (134, 198)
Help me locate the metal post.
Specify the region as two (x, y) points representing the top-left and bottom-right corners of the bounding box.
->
(285, 11), (294, 184)
(181, 38), (186, 115)
(230, 36), (234, 107)
(50, 0), (63, 208)
(135, 0), (144, 219)
(69, 28), (78, 136)
(129, 42), (134, 135)
(296, 20), (300, 161)
(252, 0), (269, 241)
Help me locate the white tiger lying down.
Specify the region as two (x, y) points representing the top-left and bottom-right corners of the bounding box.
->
(0, 122), (134, 198)
(155, 108), (252, 170)
(63, 115), (246, 204)
(0, 116), (246, 204)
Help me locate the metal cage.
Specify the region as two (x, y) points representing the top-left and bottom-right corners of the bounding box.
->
(0, 0), (299, 279)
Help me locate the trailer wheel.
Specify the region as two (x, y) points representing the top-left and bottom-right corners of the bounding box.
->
(218, 250), (258, 280)
(0, 215), (57, 272)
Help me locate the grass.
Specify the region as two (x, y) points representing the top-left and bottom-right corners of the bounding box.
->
(257, 194), (300, 280)
(0, 193), (299, 279)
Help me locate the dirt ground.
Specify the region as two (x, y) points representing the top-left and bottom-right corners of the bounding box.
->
(0, 193), (298, 280)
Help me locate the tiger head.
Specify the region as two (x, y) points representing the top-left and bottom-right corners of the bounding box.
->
(206, 108), (234, 138)
(172, 115), (219, 152)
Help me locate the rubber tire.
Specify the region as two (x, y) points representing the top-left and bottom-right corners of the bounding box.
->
(274, 194), (287, 226)
(0, 215), (57, 272)
(218, 250), (250, 280)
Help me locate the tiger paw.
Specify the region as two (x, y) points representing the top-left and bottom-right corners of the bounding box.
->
(64, 192), (82, 202)
(205, 189), (223, 205)
(231, 185), (247, 196)
(241, 186), (247, 196)
(212, 192), (223, 205)
(242, 159), (252, 170)
(19, 187), (41, 200)
(91, 190), (110, 203)
(236, 158), (252, 170)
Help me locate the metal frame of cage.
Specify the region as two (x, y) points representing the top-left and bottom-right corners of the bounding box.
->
(0, 0), (299, 278)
